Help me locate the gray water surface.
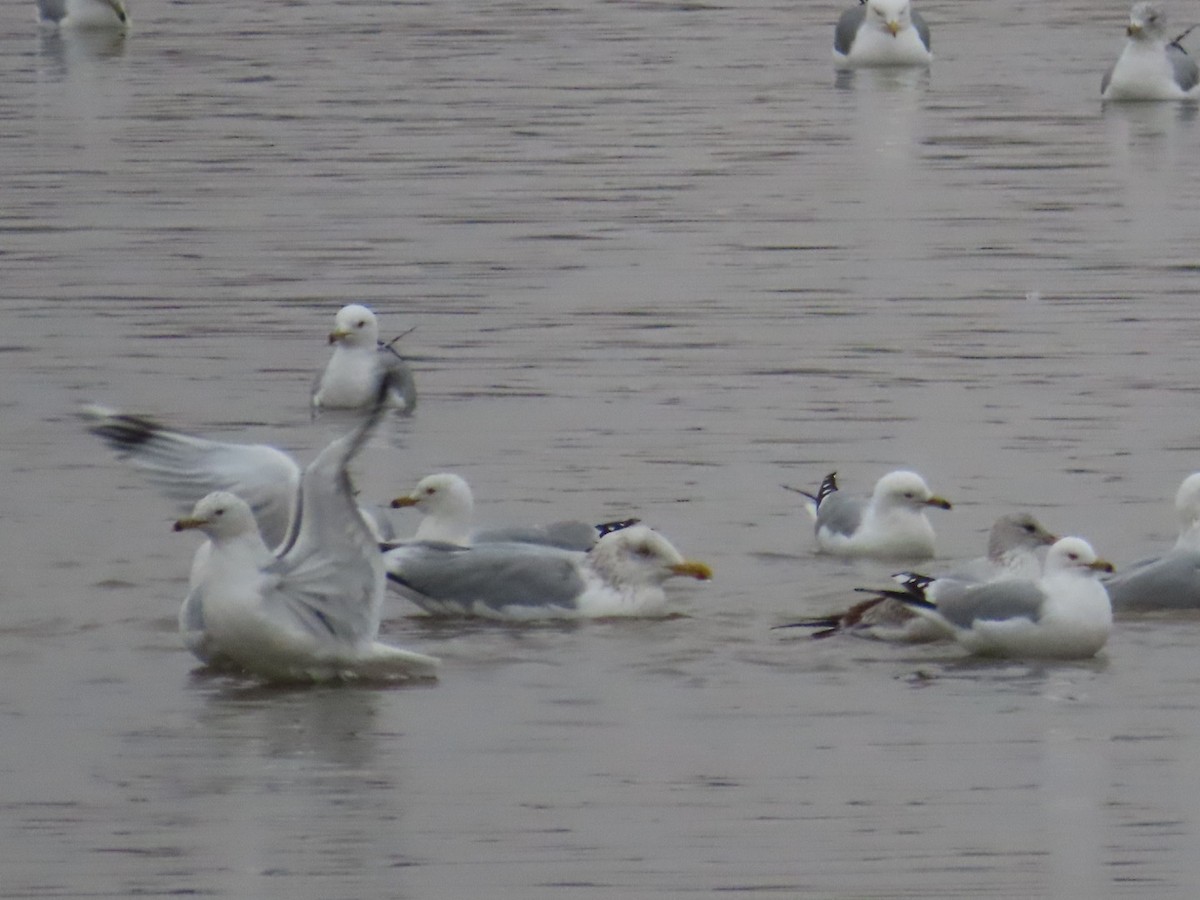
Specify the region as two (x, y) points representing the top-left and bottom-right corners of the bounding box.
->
(4, 0), (1200, 896)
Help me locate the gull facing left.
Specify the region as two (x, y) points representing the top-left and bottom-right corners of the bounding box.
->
(174, 383), (439, 682)
(312, 304), (417, 414)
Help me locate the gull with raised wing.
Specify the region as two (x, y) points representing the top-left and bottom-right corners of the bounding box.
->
(383, 524), (712, 620)
(173, 384), (439, 682)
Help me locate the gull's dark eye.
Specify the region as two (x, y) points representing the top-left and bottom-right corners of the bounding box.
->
(634, 544), (655, 557)
(1022, 524), (1036, 533)
(356, 320), (367, 328)
(425, 487), (436, 496)
(214, 508), (225, 517)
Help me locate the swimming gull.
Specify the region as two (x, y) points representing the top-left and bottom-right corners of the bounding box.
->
(173, 388), (439, 681)
(1102, 3), (1199, 100)
(873, 537), (1114, 659)
(776, 512), (1058, 641)
(37, 0), (128, 29)
(312, 304), (417, 415)
(382, 524), (712, 619)
(389, 472), (638, 550)
(1104, 473), (1200, 610)
(834, 0), (931, 68)
(785, 470), (951, 560)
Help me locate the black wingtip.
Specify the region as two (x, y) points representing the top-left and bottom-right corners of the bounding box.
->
(594, 518), (641, 537)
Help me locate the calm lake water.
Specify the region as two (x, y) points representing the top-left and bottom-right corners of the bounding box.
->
(4, 0), (1200, 896)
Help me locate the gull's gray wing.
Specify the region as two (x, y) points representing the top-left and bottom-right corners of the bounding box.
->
(384, 541), (589, 615)
(834, 5), (866, 55)
(473, 521), (600, 552)
(378, 346), (418, 415)
(1168, 44), (1200, 92)
(933, 579), (1047, 629)
(911, 10), (931, 52)
(1105, 550), (1200, 611)
(265, 388), (390, 643)
(814, 493), (866, 539)
(80, 405), (300, 548)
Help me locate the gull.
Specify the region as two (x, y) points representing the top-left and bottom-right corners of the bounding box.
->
(37, 0), (128, 29)
(389, 472), (638, 550)
(311, 304), (417, 415)
(1102, 3), (1199, 101)
(80, 403), (399, 593)
(382, 524), (712, 619)
(833, 0), (931, 68)
(874, 537), (1114, 659)
(173, 387), (440, 682)
(785, 470), (951, 561)
(776, 512), (1058, 641)
(1104, 473), (1200, 611)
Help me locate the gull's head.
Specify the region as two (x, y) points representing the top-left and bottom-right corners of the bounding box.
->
(989, 512), (1057, 559)
(1045, 537), (1114, 576)
(391, 473), (474, 518)
(867, 0), (913, 37)
(173, 491), (258, 541)
(588, 525), (713, 587)
(1127, 2), (1166, 40)
(328, 304), (379, 347)
(873, 470), (952, 512)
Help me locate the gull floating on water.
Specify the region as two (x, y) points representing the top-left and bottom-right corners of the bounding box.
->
(173, 386), (439, 682)
(1102, 3), (1199, 101)
(786, 470), (951, 561)
(871, 537), (1114, 659)
(833, 0), (931, 68)
(389, 472), (638, 550)
(37, 0), (128, 29)
(776, 512), (1058, 641)
(312, 304), (417, 415)
(382, 524), (712, 619)
(1104, 473), (1200, 611)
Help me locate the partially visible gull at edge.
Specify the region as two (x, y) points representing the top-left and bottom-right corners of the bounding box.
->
(382, 524), (712, 620)
(173, 381), (439, 682)
(833, 0), (931, 68)
(1104, 473), (1200, 611)
(37, 0), (128, 29)
(785, 470), (951, 561)
(1102, 2), (1199, 101)
(875, 537), (1114, 660)
(776, 512), (1058, 641)
(389, 472), (639, 551)
(312, 303), (417, 415)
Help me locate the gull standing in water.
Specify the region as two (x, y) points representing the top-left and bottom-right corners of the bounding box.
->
(312, 304), (417, 415)
(389, 472), (638, 550)
(383, 524), (712, 620)
(174, 380), (439, 682)
(875, 537), (1114, 659)
(786, 470), (951, 561)
(1102, 3), (1199, 100)
(833, 0), (931, 68)
(776, 512), (1058, 641)
(1104, 473), (1200, 611)
(37, 0), (128, 29)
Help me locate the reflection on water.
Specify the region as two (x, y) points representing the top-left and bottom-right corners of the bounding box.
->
(6, 0), (1200, 896)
